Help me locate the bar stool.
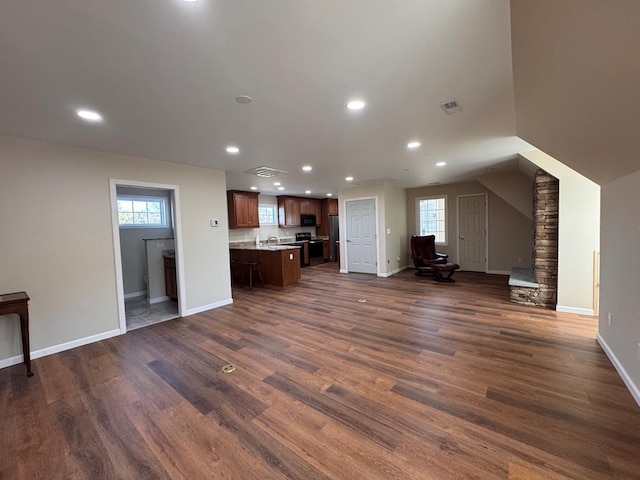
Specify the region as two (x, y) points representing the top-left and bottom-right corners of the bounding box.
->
(240, 261), (264, 289)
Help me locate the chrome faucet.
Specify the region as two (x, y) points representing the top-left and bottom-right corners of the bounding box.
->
(267, 235), (278, 244)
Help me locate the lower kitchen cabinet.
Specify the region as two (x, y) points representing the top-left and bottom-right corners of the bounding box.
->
(163, 256), (178, 300)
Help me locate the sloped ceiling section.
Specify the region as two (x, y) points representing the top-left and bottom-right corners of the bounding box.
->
(511, 0), (640, 186)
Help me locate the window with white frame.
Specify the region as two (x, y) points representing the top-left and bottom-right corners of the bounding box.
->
(416, 195), (447, 244)
(117, 195), (169, 227)
(258, 205), (277, 225)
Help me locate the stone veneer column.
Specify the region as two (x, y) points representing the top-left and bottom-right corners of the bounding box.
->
(509, 169), (559, 308)
(533, 169), (559, 307)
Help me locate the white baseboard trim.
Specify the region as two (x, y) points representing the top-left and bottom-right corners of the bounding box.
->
(378, 265), (409, 277)
(185, 298), (233, 316)
(597, 333), (640, 408)
(149, 295), (170, 304)
(487, 270), (511, 275)
(124, 290), (146, 299)
(556, 305), (595, 316)
(0, 328), (122, 370)
(340, 269), (348, 274)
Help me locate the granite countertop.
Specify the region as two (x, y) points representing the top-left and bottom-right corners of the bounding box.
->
(229, 244), (301, 251)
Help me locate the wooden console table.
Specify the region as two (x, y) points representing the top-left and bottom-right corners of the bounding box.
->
(0, 292), (33, 376)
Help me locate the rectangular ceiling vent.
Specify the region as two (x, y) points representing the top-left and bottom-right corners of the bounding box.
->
(243, 166), (288, 178)
(440, 99), (462, 114)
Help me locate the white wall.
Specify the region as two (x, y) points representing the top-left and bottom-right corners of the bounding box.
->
(599, 169), (640, 405)
(520, 149), (600, 314)
(0, 135), (231, 367)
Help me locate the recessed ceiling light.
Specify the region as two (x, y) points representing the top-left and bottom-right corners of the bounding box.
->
(346, 99), (366, 110)
(250, 186), (258, 190)
(436, 161), (447, 167)
(345, 176), (354, 182)
(305, 190), (311, 194)
(407, 141), (421, 149)
(273, 182), (281, 186)
(302, 165), (312, 172)
(235, 95), (252, 104)
(278, 186), (285, 191)
(326, 193), (333, 197)
(226, 146), (240, 154)
(76, 109), (103, 122)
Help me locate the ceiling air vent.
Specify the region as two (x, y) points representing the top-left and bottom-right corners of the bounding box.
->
(243, 166), (288, 178)
(440, 99), (462, 114)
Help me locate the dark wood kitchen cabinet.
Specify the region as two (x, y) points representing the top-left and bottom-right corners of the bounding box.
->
(227, 190), (259, 228)
(323, 240), (330, 261)
(300, 199), (322, 226)
(316, 198), (339, 236)
(164, 256), (178, 300)
(278, 196), (301, 227)
(278, 196), (321, 227)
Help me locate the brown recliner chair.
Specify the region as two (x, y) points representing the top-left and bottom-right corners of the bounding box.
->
(410, 235), (460, 282)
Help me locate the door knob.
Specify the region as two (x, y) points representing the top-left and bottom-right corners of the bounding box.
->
(460, 236), (464, 240)
(346, 239), (351, 242)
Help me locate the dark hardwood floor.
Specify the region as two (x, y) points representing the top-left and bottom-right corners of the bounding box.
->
(2, 264), (640, 479)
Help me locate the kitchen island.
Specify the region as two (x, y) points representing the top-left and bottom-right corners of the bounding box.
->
(229, 244), (301, 287)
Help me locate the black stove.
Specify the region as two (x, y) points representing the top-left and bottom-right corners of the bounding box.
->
(297, 232), (324, 265)
(295, 232), (311, 242)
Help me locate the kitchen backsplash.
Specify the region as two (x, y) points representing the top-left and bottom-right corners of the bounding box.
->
(227, 225), (316, 243)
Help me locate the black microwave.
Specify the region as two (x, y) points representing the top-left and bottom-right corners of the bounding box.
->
(301, 214), (317, 227)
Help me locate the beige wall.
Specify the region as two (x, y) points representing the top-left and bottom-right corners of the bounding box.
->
(0, 135), (231, 365)
(476, 170), (533, 219)
(406, 181), (533, 272)
(599, 169), (640, 403)
(511, 0), (640, 186)
(383, 182), (409, 274)
(520, 149), (600, 313)
(338, 183), (386, 275)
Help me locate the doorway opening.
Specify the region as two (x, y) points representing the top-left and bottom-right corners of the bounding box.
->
(109, 179), (186, 333)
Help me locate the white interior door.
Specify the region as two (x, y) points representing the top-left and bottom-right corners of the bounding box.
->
(346, 199), (377, 274)
(458, 194), (487, 272)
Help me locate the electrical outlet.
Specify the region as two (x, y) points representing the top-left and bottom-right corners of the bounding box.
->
(517, 257), (523, 264)
(607, 312), (613, 326)
(397, 256), (400, 262)
(210, 219), (219, 227)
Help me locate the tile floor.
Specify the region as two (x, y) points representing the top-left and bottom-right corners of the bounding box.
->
(125, 295), (178, 331)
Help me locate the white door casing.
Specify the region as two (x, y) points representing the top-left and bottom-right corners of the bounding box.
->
(457, 194), (487, 272)
(109, 179), (187, 334)
(345, 198), (377, 274)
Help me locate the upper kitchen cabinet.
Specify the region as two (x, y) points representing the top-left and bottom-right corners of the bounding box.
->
(278, 196), (322, 227)
(227, 190), (259, 229)
(277, 196), (301, 227)
(300, 198), (322, 226)
(326, 198), (338, 215)
(316, 198), (339, 236)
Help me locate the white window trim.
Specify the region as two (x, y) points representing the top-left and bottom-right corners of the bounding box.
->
(117, 195), (169, 228)
(258, 204), (277, 226)
(415, 194), (448, 246)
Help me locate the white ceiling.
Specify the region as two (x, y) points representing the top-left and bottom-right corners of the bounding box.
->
(0, 0), (533, 197)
